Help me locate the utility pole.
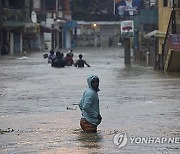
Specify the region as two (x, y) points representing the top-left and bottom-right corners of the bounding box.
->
(122, 18), (132, 65)
(56, 0), (59, 18)
(172, 0), (176, 34)
(124, 37), (131, 65)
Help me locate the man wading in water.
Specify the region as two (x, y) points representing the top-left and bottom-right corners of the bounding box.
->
(79, 75), (102, 133)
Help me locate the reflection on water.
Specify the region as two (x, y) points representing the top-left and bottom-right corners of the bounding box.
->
(77, 131), (103, 149)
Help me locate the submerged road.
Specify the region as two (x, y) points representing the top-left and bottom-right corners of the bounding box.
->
(0, 47), (180, 153)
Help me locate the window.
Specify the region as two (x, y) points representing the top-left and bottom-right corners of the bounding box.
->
(163, 0), (168, 7)
(9, 0), (24, 9)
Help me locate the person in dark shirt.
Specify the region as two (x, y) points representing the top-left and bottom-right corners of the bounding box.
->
(75, 54), (90, 68)
(52, 52), (66, 68)
(64, 53), (74, 66)
(48, 50), (55, 63)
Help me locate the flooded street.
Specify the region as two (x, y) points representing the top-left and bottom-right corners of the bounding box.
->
(0, 47), (180, 154)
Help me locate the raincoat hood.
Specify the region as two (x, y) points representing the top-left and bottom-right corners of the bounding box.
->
(87, 75), (100, 92)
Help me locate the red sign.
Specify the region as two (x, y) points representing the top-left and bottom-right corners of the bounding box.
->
(169, 34), (180, 51)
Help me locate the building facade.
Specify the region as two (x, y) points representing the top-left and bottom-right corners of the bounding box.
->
(0, 0), (33, 55)
(76, 21), (121, 48)
(158, 0), (180, 71)
(130, 0), (158, 66)
(0, 0), (76, 56)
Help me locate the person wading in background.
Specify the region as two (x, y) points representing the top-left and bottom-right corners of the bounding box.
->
(75, 54), (90, 68)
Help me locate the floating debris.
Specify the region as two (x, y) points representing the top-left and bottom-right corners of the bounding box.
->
(72, 103), (79, 105)
(0, 128), (14, 134)
(66, 103), (79, 110)
(43, 53), (48, 59)
(67, 106), (77, 110)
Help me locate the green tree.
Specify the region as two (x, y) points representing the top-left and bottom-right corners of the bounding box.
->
(71, 0), (121, 21)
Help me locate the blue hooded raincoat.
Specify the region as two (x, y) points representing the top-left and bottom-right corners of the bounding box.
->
(79, 75), (101, 126)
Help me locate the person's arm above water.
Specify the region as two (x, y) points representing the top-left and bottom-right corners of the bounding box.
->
(84, 60), (90, 67)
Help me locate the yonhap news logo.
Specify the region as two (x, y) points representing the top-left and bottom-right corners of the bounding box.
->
(113, 132), (128, 149)
(113, 132), (180, 149)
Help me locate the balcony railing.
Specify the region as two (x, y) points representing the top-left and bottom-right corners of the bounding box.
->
(3, 8), (25, 21)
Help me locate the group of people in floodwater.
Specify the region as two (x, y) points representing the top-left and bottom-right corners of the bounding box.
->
(46, 49), (90, 68)
(44, 50), (101, 133)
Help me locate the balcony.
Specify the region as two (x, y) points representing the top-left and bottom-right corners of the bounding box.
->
(3, 8), (25, 21)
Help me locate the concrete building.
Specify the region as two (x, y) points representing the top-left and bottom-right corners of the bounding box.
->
(0, 0), (76, 56)
(156, 0), (180, 72)
(0, 0), (33, 55)
(130, 0), (158, 66)
(76, 21), (121, 48)
(134, 0), (180, 71)
(32, 0), (76, 51)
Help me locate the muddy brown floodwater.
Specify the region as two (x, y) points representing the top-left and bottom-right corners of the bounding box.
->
(0, 47), (180, 154)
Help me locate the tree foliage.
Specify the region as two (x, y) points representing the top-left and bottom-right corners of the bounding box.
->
(0, 0), (5, 28)
(71, 0), (121, 21)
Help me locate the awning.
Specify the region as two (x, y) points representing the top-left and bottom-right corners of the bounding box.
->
(2, 20), (26, 30)
(24, 23), (39, 34)
(25, 23), (38, 28)
(40, 25), (60, 33)
(154, 32), (166, 38)
(144, 30), (166, 38)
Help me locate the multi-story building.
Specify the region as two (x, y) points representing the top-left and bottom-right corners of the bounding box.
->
(76, 21), (121, 48)
(30, 0), (77, 51)
(131, 0), (180, 71)
(131, 0), (158, 65)
(0, 0), (33, 55)
(0, 0), (76, 56)
(75, 0), (158, 60)
(155, 0), (180, 71)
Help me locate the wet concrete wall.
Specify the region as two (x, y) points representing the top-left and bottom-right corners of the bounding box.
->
(168, 51), (180, 71)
